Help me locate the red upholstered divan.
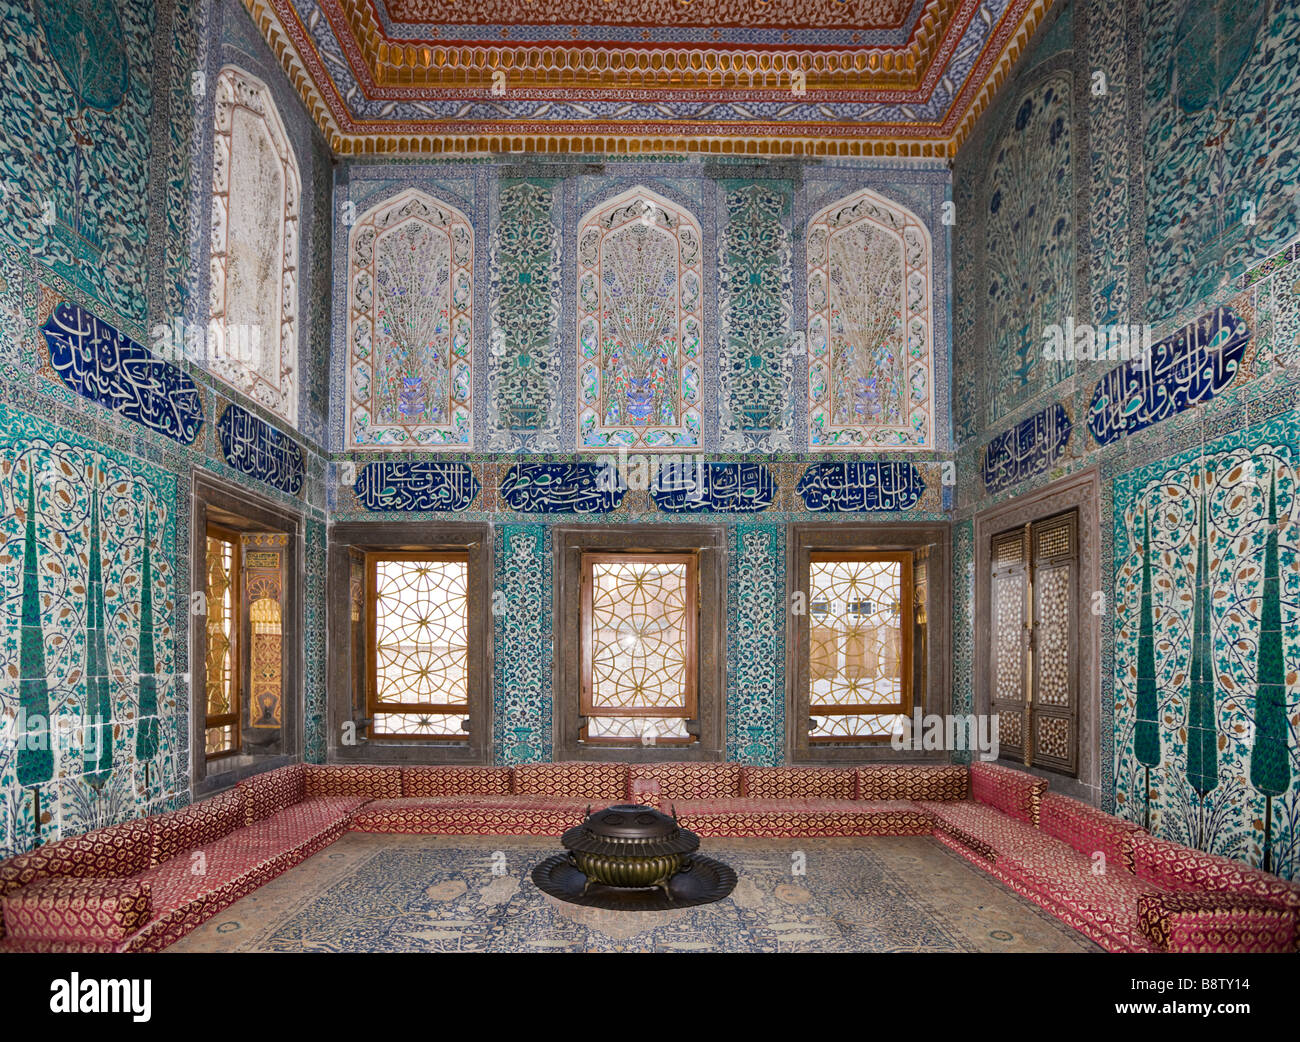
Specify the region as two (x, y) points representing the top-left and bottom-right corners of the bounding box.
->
(0, 765), (366, 952)
(5, 760), (1298, 954)
(351, 762), (628, 835)
(664, 764), (938, 838)
(924, 772), (1300, 954)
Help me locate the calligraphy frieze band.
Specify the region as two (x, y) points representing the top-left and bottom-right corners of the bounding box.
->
(217, 404), (305, 495)
(651, 461), (776, 513)
(1087, 306), (1250, 447)
(795, 461), (925, 511)
(499, 461), (626, 514)
(42, 301), (204, 445)
(354, 460), (480, 512)
(982, 403), (1072, 494)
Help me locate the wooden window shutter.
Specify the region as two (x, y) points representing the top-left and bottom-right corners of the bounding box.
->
(990, 527), (1030, 763)
(1029, 512), (1078, 774)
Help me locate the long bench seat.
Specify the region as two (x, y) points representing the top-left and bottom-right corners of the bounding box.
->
(1, 760), (1295, 954)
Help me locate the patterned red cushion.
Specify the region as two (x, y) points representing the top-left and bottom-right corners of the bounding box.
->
(740, 766), (856, 800)
(2, 876), (151, 945)
(1132, 834), (1300, 944)
(149, 790), (245, 866)
(350, 796), (591, 835)
(305, 764), (401, 799)
(928, 813), (1160, 952)
(511, 761), (629, 801)
(855, 765), (969, 801)
(401, 766), (513, 797)
(1039, 792), (1145, 872)
(627, 763), (741, 809)
(0, 819), (152, 897)
(969, 762), (1047, 824)
(1137, 891), (1296, 953)
(922, 801), (1042, 859)
(672, 798), (932, 837)
(237, 763), (307, 823)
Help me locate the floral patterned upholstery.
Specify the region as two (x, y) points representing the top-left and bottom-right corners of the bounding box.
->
(1132, 834), (1300, 949)
(305, 763), (401, 799)
(1136, 891), (1296, 954)
(1039, 792), (1145, 872)
(0, 819), (152, 940)
(673, 798), (932, 838)
(968, 761), (1048, 825)
(237, 763), (307, 824)
(350, 796), (592, 835)
(2, 877), (152, 946)
(402, 766), (513, 797)
(627, 763), (741, 810)
(740, 766), (856, 801)
(855, 765), (968, 802)
(511, 761), (629, 802)
(149, 790), (245, 866)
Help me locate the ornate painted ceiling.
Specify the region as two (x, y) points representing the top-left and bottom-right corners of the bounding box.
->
(242, 0), (1055, 157)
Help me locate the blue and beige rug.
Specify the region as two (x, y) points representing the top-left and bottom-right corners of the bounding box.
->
(166, 834), (1099, 953)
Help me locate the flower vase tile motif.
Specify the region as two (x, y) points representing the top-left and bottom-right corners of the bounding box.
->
(0, 400), (179, 858)
(347, 188), (473, 449)
(1112, 411), (1300, 880)
(576, 187), (702, 452)
(209, 65), (301, 428)
(807, 188), (936, 451)
(983, 72), (1075, 423)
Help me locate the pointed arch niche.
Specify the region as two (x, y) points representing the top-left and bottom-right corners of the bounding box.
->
(807, 188), (935, 451)
(576, 186), (703, 451)
(209, 65), (300, 428)
(346, 188), (474, 449)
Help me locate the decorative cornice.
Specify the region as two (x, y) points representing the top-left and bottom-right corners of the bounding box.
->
(241, 0), (1056, 158)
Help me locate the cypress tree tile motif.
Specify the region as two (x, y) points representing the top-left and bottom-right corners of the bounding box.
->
(1114, 411), (1299, 880)
(1252, 474), (1291, 871)
(0, 402), (178, 860)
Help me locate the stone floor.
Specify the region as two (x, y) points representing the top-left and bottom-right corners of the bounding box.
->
(166, 833), (1100, 953)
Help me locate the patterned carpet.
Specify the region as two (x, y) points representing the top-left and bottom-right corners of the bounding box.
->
(166, 834), (1100, 953)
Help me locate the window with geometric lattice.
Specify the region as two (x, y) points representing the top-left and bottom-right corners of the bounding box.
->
(204, 526), (241, 759)
(989, 510), (1078, 776)
(807, 552), (913, 742)
(579, 552), (699, 745)
(365, 552), (470, 740)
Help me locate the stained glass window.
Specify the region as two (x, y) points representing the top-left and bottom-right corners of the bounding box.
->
(807, 189), (934, 450)
(367, 553), (470, 739)
(205, 528), (240, 758)
(580, 553), (698, 744)
(576, 187), (702, 450)
(209, 65), (300, 427)
(347, 189), (473, 449)
(808, 552), (912, 741)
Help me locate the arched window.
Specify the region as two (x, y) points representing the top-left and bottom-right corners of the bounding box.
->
(576, 187), (702, 451)
(807, 189), (934, 450)
(346, 188), (473, 449)
(209, 65), (300, 427)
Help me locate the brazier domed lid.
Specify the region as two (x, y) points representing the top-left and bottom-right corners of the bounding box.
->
(561, 803), (700, 857)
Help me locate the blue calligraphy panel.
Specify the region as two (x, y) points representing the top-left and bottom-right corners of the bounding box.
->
(42, 302), (204, 445)
(796, 461), (925, 512)
(217, 404), (304, 495)
(500, 462), (626, 514)
(651, 461), (775, 513)
(354, 460), (480, 512)
(1087, 306), (1249, 446)
(982, 403), (1072, 494)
